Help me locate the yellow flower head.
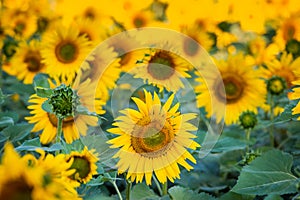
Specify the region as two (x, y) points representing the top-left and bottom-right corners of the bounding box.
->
(65, 146), (99, 184)
(196, 53), (266, 125)
(131, 48), (191, 92)
(107, 90), (200, 185)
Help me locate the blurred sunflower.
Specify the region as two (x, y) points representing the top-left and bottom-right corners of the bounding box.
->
(0, 142), (81, 200)
(41, 24), (93, 80)
(107, 90), (200, 185)
(9, 40), (46, 84)
(25, 77), (99, 144)
(290, 71), (300, 119)
(196, 53), (266, 125)
(65, 146), (98, 184)
(263, 51), (300, 89)
(131, 48), (191, 92)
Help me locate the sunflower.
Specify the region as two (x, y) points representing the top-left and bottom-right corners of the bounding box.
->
(195, 53), (266, 125)
(41, 24), (93, 81)
(290, 71), (300, 119)
(25, 77), (99, 144)
(65, 146), (98, 184)
(131, 48), (191, 92)
(263, 51), (300, 88)
(107, 90), (200, 185)
(1, 9), (37, 39)
(9, 40), (46, 84)
(0, 142), (81, 200)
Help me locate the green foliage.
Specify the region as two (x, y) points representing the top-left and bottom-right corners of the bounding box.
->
(168, 186), (216, 200)
(232, 150), (299, 195)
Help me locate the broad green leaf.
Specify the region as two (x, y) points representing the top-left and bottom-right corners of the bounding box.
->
(264, 194), (283, 200)
(36, 87), (53, 98)
(41, 100), (53, 113)
(212, 136), (248, 152)
(86, 175), (104, 186)
(0, 116), (14, 128)
(16, 138), (63, 152)
(274, 102), (299, 123)
(33, 73), (50, 89)
(168, 186), (216, 200)
(219, 191), (254, 200)
(0, 88), (6, 104)
(131, 183), (159, 200)
(232, 150), (299, 195)
(1, 123), (33, 142)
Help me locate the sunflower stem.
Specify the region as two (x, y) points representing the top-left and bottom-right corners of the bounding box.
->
(55, 116), (63, 154)
(126, 179), (132, 200)
(269, 95), (275, 147)
(111, 180), (123, 200)
(245, 129), (251, 152)
(153, 175), (163, 196)
(162, 182), (168, 196)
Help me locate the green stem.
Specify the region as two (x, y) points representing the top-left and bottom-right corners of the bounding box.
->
(269, 95), (275, 147)
(245, 129), (251, 152)
(55, 116), (63, 155)
(162, 182), (168, 196)
(153, 175), (163, 196)
(126, 179), (132, 200)
(111, 180), (123, 200)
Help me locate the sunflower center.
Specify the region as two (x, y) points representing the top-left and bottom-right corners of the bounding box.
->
(133, 15), (146, 28)
(131, 119), (174, 157)
(216, 75), (244, 103)
(69, 156), (91, 181)
(55, 41), (79, 63)
(14, 21), (25, 35)
(147, 51), (175, 80)
(0, 177), (33, 200)
(183, 37), (199, 56)
(24, 52), (43, 72)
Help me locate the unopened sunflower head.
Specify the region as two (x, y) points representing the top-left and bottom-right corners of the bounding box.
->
(48, 84), (80, 118)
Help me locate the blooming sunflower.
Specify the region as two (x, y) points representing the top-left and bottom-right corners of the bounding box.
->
(107, 90), (200, 185)
(65, 146), (98, 184)
(41, 24), (93, 81)
(9, 40), (46, 84)
(263, 51), (300, 88)
(196, 53), (266, 125)
(0, 142), (81, 200)
(290, 71), (300, 119)
(131, 48), (191, 92)
(25, 77), (99, 144)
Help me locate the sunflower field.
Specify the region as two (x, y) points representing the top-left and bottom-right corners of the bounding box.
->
(1, 0), (300, 199)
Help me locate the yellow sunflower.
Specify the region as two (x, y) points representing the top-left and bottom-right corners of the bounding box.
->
(196, 53), (266, 125)
(263, 51), (300, 89)
(65, 146), (98, 184)
(0, 142), (81, 200)
(131, 48), (191, 92)
(41, 24), (93, 81)
(290, 71), (300, 119)
(9, 40), (46, 84)
(107, 90), (200, 185)
(25, 77), (99, 144)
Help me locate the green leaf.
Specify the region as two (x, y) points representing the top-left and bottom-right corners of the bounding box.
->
(41, 100), (53, 113)
(168, 186), (216, 200)
(274, 102), (299, 123)
(0, 88), (6, 104)
(33, 73), (50, 89)
(131, 183), (159, 200)
(86, 175), (104, 187)
(219, 191), (254, 200)
(212, 136), (248, 152)
(16, 138), (63, 152)
(232, 149), (299, 195)
(1, 123), (33, 142)
(264, 194), (284, 200)
(0, 116), (14, 128)
(36, 87), (53, 98)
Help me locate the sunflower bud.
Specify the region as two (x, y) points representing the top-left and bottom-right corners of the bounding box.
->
(239, 111), (257, 129)
(48, 84), (79, 118)
(267, 76), (287, 95)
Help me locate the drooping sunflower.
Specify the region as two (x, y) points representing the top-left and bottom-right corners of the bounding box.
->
(9, 40), (46, 84)
(107, 90), (200, 185)
(195, 53), (266, 125)
(65, 146), (98, 184)
(0, 142), (81, 200)
(25, 77), (99, 144)
(41, 24), (93, 81)
(131, 48), (191, 92)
